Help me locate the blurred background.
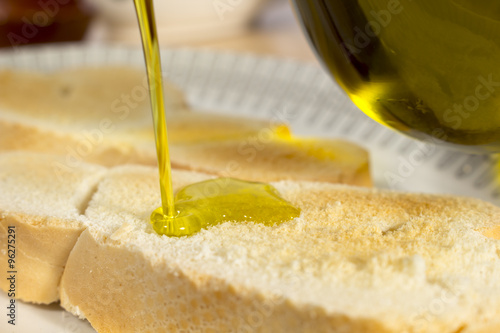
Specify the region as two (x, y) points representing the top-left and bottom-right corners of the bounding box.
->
(0, 0), (315, 61)
(2, 1), (499, 207)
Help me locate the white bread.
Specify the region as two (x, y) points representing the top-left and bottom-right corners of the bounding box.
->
(0, 152), (106, 303)
(0, 67), (372, 186)
(170, 137), (371, 186)
(0, 141), (367, 306)
(0, 67), (186, 167)
(3, 64), (496, 331)
(0, 67), (187, 129)
(0, 152), (498, 331)
(56, 164), (499, 333)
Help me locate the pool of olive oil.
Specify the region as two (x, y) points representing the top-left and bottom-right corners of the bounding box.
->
(133, 0), (300, 237)
(292, 0), (500, 150)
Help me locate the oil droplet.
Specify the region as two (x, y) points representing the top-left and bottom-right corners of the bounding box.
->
(151, 178), (301, 237)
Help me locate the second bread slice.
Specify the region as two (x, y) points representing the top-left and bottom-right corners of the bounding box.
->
(60, 164), (500, 332)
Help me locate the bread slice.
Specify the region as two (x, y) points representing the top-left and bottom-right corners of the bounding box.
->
(0, 67), (372, 186)
(171, 136), (371, 186)
(0, 67), (187, 167)
(0, 67), (187, 127)
(58, 164), (500, 333)
(0, 152), (106, 304)
(0, 139), (365, 307)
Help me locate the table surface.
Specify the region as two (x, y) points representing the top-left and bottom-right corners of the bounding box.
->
(86, 0), (318, 64)
(189, 23), (317, 63)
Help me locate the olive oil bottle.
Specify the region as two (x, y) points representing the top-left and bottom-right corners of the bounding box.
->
(292, 0), (500, 150)
(133, 0), (300, 237)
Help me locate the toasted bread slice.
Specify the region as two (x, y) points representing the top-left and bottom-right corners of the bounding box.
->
(0, 67), (187, 128)
(0, 67), (187, 167)
(171, 136), (371, 186)
(57, 164), (500, 333)
(0, 67), (372, 186)
(0, 152), (106, 303)
(0, 153), (498, 331)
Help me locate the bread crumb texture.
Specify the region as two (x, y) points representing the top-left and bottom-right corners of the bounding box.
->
(58, 165), (500, 333)
(0, 153), (106, 303)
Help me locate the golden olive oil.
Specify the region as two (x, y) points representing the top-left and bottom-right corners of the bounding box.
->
(151, 178), (301, 237)
(293, 0), (500, 149)
(133, 0), (175, 218)
(133, 0), (300, 237)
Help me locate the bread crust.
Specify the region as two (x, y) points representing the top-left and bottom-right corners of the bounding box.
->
(0, 213), (84, 304)
(60, 230), (393, 333)
(0, 152), (107, 304)
(170, 139), (372, 187)
(60, 227), (500, 333)
(0, 119), (158, 167)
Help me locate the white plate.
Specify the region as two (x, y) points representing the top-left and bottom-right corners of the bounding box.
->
(0, 45), (498, 333)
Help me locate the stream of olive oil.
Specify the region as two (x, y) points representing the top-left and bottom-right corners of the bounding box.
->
(133, 0), (300, 237)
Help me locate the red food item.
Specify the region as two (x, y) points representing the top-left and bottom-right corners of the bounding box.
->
(0, 0), (94, 48)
